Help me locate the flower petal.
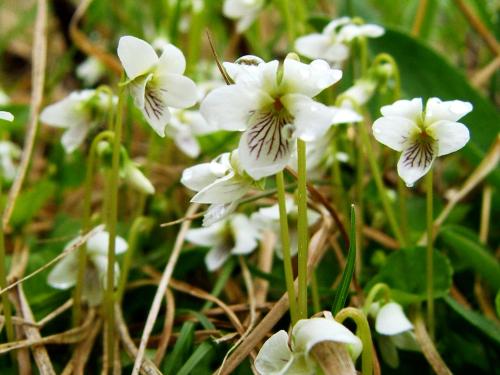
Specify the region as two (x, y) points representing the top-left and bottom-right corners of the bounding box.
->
(47, 251), (78, 289)
(283, 94), (334, 142)
(181, 161), (228, 192)
(203, 202), (238, 227)
(338, 24), (384, 42)
(391, 331), (420, 351)
(156, 43), (186, 75)
(141, 82), (172, 137)
(425, 97), (472, 124)
(156, 73), (198, 109)
(238, 111), (294, 180)
(255, 330), (294, 375)
(323, 17), (352, 34)
(397, 139), (437, 187)
(292, 318), (362, 358)
(117, 36), (158, 80)
(87, 231), (128, 256)
(0, 111), (14, 122)
(375, 302), (414, 336)
(282, 58), (342, 98)
(380, 98), (423, 122)
(61, 123), (89, 153)
(191, 172), (248, 204)
(331, 107), (362, 124)
(205, 244), (231, 271)
(40, 94), (84, 128)
(200, 84), (263, 131)
(294, 34), (333, 60)
(372, 116), (417, 152)
(82, 265), (104, 306)
(186, 222), (225, 247)
(428, 120), (470, 156)
(223, 55), (266, 86)
(230, 214), (258, 255)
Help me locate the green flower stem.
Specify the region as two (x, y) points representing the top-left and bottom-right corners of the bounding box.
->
(358, 121), (406, 247)
(310, 270), (321, 314)
(73, 130), (114, 327)
(426, 170), (435, 339)
(397, 178), (409, 243)
(336, 307), (374, 375)
(362, 283), (391, 314)
(358, 37), (368, 76)
(0, 185), (14, 344)
(293, 0), (306, 35)
(117, 216), (152, 303)
(330, 135), (347, 217)
(277, 0), (295, 43)
(297, 139), (308, 320)
(355, 129), (365, 279)
(275, 171), (298, 324)
(104, 85), (125, 370)
(186, 1), (205, 76)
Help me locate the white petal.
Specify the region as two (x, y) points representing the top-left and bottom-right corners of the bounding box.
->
(203, 202), (238, 227)
(124, 162), (155, 194)
(429, 120), (470, 156)
(82, 265), (104, 306)
(0, 111), (14, 122)
(200, 84), (263, 131)
(331, 107), (362, 124)
(282, 58), (342, 98)
(391, 331), (420, 351)
(323, 17), (352, 34)
(156, 73), (198, 109)
(292, 318), (362, 356)
(141, 83), (172, 137)
(238, 112), (294, 180)
(372, 116), (417, 152)
(181, 161), (228, 192)
(283, 94), (334, 141)
(61, 124), (89, 153)
(47, 251), (78, 289)
(425, 98), (472, 124)
(255, 330), (294, 375)
(40, 95), (83, 128)
(230, 214), (258, 255)
(375, 302), (414, 336)
(184, 110), (217, 134)
(294, 34), (333, 60)
(338, 24), (384, 42)
(173, 130), (200, 158)
(397, 139), (437, 187)
(186, 222), (224, 247)
(236, 12), (257, 32)
(223, 0), (248, 18)
(191, 172), (248, 204)
(380, 98), (423, 122)
(156, 43), (186, 75)
(223, 55), (265, 86)
(205, 244), (231, 271)
(342, 79), (377, 106)
(117, 36), (158, 80)
(129, 74), (150, 112)
(87, 231), (128, 256)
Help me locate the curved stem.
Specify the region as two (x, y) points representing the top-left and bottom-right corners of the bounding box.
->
(363, 283), (391, 314)
(297, 139), (308, 319)
(105, 85), (125, 371)
(275, 171), (298, 324)
(336, 307), (374, 375)
(278, 0), (295, 43)
(426, 170), (434, 339)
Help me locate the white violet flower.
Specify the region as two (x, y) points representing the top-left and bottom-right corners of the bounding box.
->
(117, 35), (198, 137)
(0, 141), (21, 182)
(370, 301), (420, 368)
(223, 0), (264, 33)
(201, 54), (342, 179)
(40, 90), (115, 153)
(372, 97), (472, 187)
(255, 317), (362, 375)
(186, 213), (259, 271)
(76, 56), (106, 86)
(181, 150), (258, 226)
(47, 230), (128, 306)
(251, 198), (320, 258)
(295, 17), (384, 64)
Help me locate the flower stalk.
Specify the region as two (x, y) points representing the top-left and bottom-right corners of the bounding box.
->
(297, 139), (308, 320)
(275, 171), (298, 324)
(426, 170), (435, 339)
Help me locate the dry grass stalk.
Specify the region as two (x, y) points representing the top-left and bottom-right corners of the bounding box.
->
(152, 287), (175, 365)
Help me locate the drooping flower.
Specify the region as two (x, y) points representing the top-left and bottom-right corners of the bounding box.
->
(201, 54), (342, 179)
(223, 0), (264, 33)
(372, 97), (472, 187)
(76, 57), (106, 86)
(40, 90), (114, 153)
(0, 141), (21, 182)
(255, 317), (362, 374)
(186, 213), (259, 271)
(0, 111), (14, 122)
(181, 150), (259, 226)
(251, 197), (320, 258)
(165, 108), (218, 158)
(47, 230), (128, 306)
(117, 36), (198, 137)
(295, 17), (384, 65)
(369, 301), (419, 368)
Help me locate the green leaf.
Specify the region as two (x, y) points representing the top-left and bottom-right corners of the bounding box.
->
(177, 341), (215, 375)
(496, 291), (500, 319)
(10, 179), (55, 228)
(445, 296), (500, 345)
(367, 247), (453, 304)
(370, 28), (500, 185)
(163, 322), (195, 373)
(331, 205), (356, 315)
(439, 225), (500, 290)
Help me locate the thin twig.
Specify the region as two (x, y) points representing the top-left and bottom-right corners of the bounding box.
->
(152, 287), (175, 365)
(2, 0), (48, 227)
